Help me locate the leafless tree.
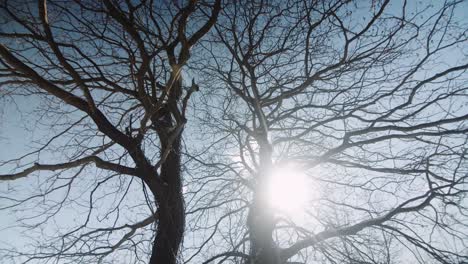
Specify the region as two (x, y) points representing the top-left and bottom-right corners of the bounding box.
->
(0, 0), (220, 263)
(187, 0), (468, 263)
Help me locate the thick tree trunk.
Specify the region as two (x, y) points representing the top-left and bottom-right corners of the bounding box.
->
(149, 194), (184, 264)
(149, 135), (185, 264)
(247, 139), (282, 264)
(247, 200), (281, 264)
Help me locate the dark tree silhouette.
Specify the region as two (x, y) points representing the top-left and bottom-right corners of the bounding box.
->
(1, 1), (468, 264)
(0, 0), (220, 263)
(187, 0), (468, 263)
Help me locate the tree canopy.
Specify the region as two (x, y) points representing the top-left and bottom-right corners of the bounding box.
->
(1, 0), (467, 264)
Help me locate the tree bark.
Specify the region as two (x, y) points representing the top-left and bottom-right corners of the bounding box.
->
(247, 139), (282, 264)
(149, 135), (184, 264)
(247, 199), (280, 264)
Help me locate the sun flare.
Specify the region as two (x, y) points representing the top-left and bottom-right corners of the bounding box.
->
(265, 165), (310, 217)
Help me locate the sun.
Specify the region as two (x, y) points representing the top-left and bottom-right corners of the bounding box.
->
(265, 164), (311, 218)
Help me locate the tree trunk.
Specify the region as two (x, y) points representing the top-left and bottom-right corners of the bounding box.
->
(247, 139), (281, 264)
(247, 200), (281, 264)
(149, 194), (184, 264)
(149, 135), (185, 264)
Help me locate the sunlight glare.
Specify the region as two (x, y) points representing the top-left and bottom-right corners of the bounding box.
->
(265, 164), (310, 217)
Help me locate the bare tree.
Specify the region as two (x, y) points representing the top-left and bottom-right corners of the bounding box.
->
(0, 0), (220, 263)
(188, 0), (468, 263)
(1, 1), (467, 263)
